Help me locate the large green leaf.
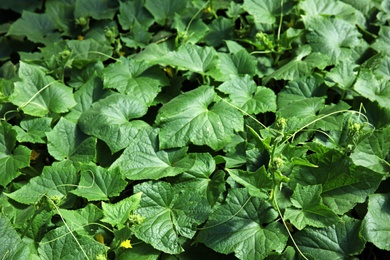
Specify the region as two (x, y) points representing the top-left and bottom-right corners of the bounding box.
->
(227, 166), (273, 199)
(6, 11), (60, 44)
(353, 69), (390, 109)
(242, 0), (292, 24)
(290, 151), (383, 214)
(103, 58), (168, 105)
(58, 204), (104, 236)
(351, 126), (390, 173)
(0, 122), (31, 187)
(263, 45), (329, 84)
(118, 0), (154, 30)
(160, 44), (218, 74)
(174, 153), (226, 206)
(0, 215), (33, 259)
(218, 75), (276, 114)
(156, 86), (244, 150)
(145, 0), (187, 25)
(101, 192), (142, 229)
(363, 193), (390, 251)
(284, 184), (340, 230)
(303, 16), (362, 64)
(78, 93), (149, 153)
(294, 218), (366, 259)
(9, 62), (76, 117)
(65, 39), (113, 68)
(74, 0), (118, 20)
(5, 161), (78, 205)
(71, 164), (127, 201)
(47, 117), (96, 163)
(372, 26), (390, 56)
(38, 226), (108, 260)
(110, 128), (193, 180)
(197, 188), (288, 260)
(13, 117), (52, 144)
(133, 181), (211, 254)
(300, 0), (365, 25)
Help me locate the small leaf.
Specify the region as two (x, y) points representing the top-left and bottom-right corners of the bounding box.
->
(47, 117), (96, 163)
(5, 161), (78, 205)
(110, 128), (194, 180)
(58, 204), (104, 236)
(156, 86), (244, 150)
(78, 93), (149, 153)
(227, 166), (273, 199)
(145, 0), (187, 25)
(295, 218), (366, 259)
(218, 75), (276, 114)
(38, 226), (108, 260)
(101, 192), (142, 229)
(160, 44), (218, 74)
(103, 58), (168, 105)
(10, 62), (76, 117)
(13, 117), (52, 144)
(71, 164), (127, 201)
(6, 11), (60, 44)
(0, 122), (31, 187)
(133, 181), (211, 254)
(284, 184), (340, 230)
(197, 188), (288, 260)
(0, 215), (32, 259)
(363, 193), (390, 250)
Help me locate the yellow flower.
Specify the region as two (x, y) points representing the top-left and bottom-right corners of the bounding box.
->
(120, 240), (132, 249)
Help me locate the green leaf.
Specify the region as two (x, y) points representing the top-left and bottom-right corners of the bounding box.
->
(58, 204), (104, 236)
(145, 0), (187, 25)
(325, 59), (358, 90)
(74, 0), (118, 20)
(372, 26), (390, 56)
(66, 70), (107, 122)
(290, 151), (383, 214)
(38, 226), (108, 260)
(353, 69), (390, 109)
(66, 39), (113, 68)
(78, 93), (149, 153)
(13, 117), (52, 144)
(263, 45), (329, 84)
(5, 161), (78, 205)
(284, 184), (340, 230)
(300, 0), (366, 26)
(173, 14), (209, 45)
(351, 126), (390, 173)
(6, 11), (60, 44)
(363, 193), (390, 251)
(0, 215), (32, 259)
(227, 166), (273, 199)
(295, 218), (366, 259)
(211, 49), (258, 81)
(156, 86), (244, 150)
(242, 0), (292, 24)
(303, 16), (362, 64)
(10, 62), (76, 117)
(160, 44), (218, 74)
(118, 0), (154, 30)
(218, 75), (276, 114)
(110, 128), (193, 180)
(101, 192), (142, 229)
(174, 153), (226, 206)
(47, 117), (96, 163)
(0, 122), (31, 187)
(103, 58), (168, 105)
(71, 164), (127, 201)
(133, 181), (211, 254)
(203, 17), (234, 47)
(197, 188), (288, 260)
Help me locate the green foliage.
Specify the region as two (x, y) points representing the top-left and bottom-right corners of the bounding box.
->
(1, 0), (390, 259)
